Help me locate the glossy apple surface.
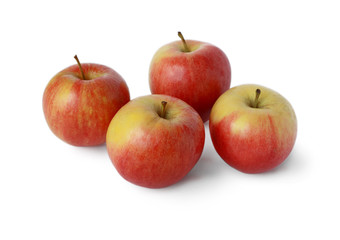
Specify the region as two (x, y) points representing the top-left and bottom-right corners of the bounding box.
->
(43, 58), (130, 146)
(106, 94), (205, 188)
(209, 84), (297, 173)
(149, 32), (231, 122)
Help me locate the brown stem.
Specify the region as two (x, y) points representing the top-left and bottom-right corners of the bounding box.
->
(74, 55), (86, 80)
(178, 31), (190, 52)
(160, 101), (168, 118)
(253, 89), (261, 108)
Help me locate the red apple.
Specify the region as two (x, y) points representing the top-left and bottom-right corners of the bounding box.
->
(149, 32), (231, 122)
(43, 55), (130, 146)
(106, 94), (205, 188)
(209, 84), (297, 173)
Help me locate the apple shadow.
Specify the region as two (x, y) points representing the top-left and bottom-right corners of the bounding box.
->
(168, 141), (305, 189)
(167, 146), (231, 190)
(191, 150), (229, 178)
(69, 143), (110, 161)
(83, 143), (107, 152)
(251, 144), (305, 177)
(164, 123), (231, 189)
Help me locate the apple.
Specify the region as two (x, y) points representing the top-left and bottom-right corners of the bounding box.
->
(209, 84), (297, 173)
(149, 32), (231, 122)
(43, 55), (130, 146)
(106, 94), (205, 188)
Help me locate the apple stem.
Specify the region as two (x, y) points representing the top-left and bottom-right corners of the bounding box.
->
(178, 31), (190, 52)
(160, 101), (168, 118)
(254, 89), (261, 108)
(74, 55), (86, 80)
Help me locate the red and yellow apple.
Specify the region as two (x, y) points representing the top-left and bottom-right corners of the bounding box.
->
(209, 84), (297, 173)
(106, 94), (205, 188)
(43, 55), (130, 146)
(149, 32), (231, 122)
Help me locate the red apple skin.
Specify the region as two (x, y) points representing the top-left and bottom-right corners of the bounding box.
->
(43, 63), (130, 146)
(106, 94), (205, 188)
(149, 39), (231, 122)
(209, 84), (297, 173)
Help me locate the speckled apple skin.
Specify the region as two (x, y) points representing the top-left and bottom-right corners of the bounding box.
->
(43, 64), (130, 146)
(209, 84), (297, 173)
(149, 40), (231, 122)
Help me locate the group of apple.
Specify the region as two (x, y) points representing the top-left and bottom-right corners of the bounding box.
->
(43, 32), (297, 188)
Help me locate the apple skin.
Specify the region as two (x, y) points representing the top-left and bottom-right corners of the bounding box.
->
(106, 94), (205, 188)
(209, 84), (297, 173)
(149, 39), (231, 122)
(43, 63), (130, 146)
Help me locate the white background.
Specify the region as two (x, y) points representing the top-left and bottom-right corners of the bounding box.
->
(1, 0), (339, 239)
